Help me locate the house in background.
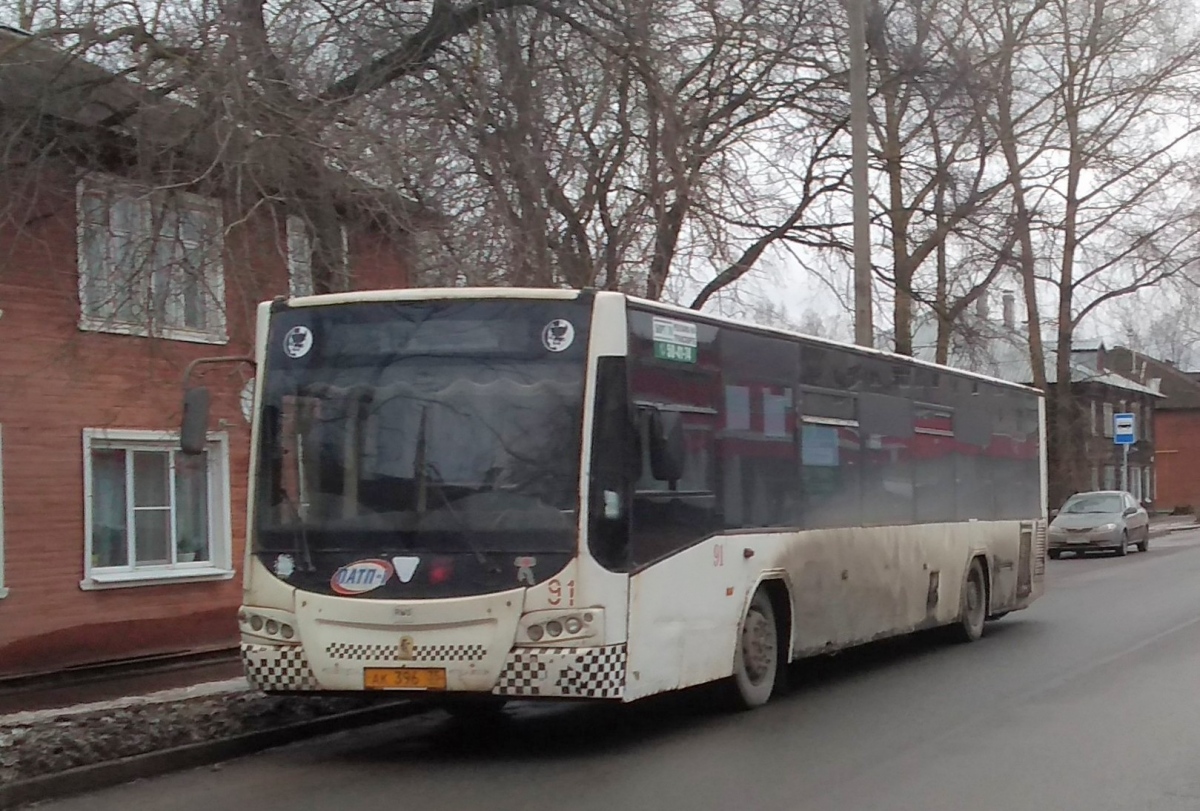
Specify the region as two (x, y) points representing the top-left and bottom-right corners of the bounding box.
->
(0, 26), (417, 678)
(912, 291), (1163, 509)
(1103, 346), (1200, 514)
(1062, 343), (1162, 504)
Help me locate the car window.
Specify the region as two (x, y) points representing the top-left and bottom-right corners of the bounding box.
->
(1062, 493), (1123, 514)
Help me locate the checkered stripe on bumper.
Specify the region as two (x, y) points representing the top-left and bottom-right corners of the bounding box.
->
(325, 642), (487, 663)
(242, 644), (319, 691)
(412, 644), (486, 663)
(493, 645), (626, 700)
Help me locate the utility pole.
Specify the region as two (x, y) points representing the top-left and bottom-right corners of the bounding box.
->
(847, 0), (873, 348)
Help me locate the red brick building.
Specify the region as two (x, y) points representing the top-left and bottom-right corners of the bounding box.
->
(1104, 346), (1200, 514)
(0, 27), (412, 677)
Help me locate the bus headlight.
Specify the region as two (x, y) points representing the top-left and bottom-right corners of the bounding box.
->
(517, 609), (604, 647)
(239, 607), (301, 645)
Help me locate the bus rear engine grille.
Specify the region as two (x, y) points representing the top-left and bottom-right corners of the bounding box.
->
(1033, 522), (1047, 578)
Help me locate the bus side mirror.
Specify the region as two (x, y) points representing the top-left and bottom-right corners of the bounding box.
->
(648, 408), (685, 482)
(180, 387), (211, 455)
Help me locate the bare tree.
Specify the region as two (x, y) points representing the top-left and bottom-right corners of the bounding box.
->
(3, 0), (592, 296)
(859, 0), (1017, 355)
(398, 0), (853, 301)
(957, 0), (1200, 501)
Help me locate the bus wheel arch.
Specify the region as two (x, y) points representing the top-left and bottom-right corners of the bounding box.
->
(730, 577), (792, 710)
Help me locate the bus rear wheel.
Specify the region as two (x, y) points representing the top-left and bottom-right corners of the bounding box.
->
(731, 587), (779, 710)
(950, 557), (988, 644)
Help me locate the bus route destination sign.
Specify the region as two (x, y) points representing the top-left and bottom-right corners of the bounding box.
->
(653, 316), (698, 364)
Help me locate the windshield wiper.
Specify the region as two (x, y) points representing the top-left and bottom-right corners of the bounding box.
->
(431, 491), (501, 574)
(415, 404), (429, 518)
(275, 487), (315, 572)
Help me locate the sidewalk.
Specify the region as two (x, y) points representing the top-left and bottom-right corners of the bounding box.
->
(1149, 513), (1198, 535)
(0, 650), (243, 717)
(0, 676), (251, 727)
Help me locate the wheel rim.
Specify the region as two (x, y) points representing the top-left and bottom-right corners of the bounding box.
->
(741, 606), (776, 685)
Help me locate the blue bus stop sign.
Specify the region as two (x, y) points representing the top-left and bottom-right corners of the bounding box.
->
(1114, 412), (1135, 445)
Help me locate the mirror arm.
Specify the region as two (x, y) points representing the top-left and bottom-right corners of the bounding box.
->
(182, 354), (257, 388)
(180, 355), (258, 456)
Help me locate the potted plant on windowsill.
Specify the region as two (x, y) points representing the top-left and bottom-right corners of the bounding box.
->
(177, 534), (203, 563)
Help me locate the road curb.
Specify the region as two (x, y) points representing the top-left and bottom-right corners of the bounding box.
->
(0, 701), (422, 810)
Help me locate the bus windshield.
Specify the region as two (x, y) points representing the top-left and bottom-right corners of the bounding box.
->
(254, 297), (591, 597)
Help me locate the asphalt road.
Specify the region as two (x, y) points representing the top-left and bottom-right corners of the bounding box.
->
(37, 528), (1200, 811)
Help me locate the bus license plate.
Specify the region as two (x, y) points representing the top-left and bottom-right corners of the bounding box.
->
(363, 667), (447, 690)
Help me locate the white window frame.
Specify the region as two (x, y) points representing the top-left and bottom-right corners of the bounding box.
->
(1103, 402), (1114, 437)
(76, 174), (228, 345)
(81, 429), (235, 590)
(286, 214), (348, 297)
(0, 426), (7, 600)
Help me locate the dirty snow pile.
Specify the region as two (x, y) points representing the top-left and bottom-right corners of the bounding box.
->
(0, 681), (385, 785)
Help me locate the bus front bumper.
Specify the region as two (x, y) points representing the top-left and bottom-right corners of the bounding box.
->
(240, 641), (627, 700)
(238, 591), (627, 700)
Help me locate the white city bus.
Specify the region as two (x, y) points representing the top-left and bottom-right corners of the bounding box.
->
(182, 288), (1047, 710)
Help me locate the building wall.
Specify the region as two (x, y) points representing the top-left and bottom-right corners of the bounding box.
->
(0, 170), (409, 677)
(1153, 410), (1200, 513)
(1046, 381), (1158, 507)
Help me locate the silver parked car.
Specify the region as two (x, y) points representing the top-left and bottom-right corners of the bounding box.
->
(1047, 490), (1150, 559)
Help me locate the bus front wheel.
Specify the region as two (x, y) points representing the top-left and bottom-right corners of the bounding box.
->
(731, 587), (779, 710)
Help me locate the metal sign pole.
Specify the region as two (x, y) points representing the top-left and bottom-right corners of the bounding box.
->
(1114, 411), (1135, 492)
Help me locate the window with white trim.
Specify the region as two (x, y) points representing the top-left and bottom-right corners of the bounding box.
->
(83, 430), (233, 589)
(286, 214), (348, 297)
(77, 174), (226, 343)
(1103, 402), (1114, 437)
(0, 425), (7, 600)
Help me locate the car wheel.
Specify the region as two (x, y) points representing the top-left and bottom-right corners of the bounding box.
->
(1048, 549), (1062, 560)
(1115, 531), (1129, 557)
(1137, 528), (1149, 553)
